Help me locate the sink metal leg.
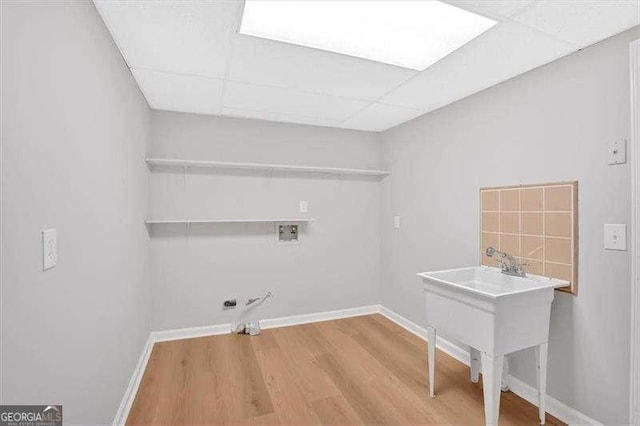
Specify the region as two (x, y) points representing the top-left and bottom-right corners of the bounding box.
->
(426, 325), (436, 397)
(535, 343), (548, 425)
(470, 347), (481, 383)
(480, 352), (504, 426)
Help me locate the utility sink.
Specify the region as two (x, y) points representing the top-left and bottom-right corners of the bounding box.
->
(420, 266), (566, 298)
(417, 266), (569, 425)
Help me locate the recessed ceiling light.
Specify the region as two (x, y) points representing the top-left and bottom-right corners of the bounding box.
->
(239, 0), (497, 71)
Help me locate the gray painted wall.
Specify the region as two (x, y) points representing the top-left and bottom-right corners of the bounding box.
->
(1, 2), (151, 424)
(2, 1), (637, 423)
(149, 111), (383, 330)
(380, 26), (640, 423)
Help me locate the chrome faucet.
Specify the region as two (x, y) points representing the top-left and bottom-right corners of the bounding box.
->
(485, 247), (527, 277)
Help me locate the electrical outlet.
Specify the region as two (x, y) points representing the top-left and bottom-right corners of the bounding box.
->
(393, 216), (401, 229)
(299, 200), (308, 213)
(42, 229), (57, 270)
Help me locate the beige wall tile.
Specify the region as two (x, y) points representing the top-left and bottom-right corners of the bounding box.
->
(546, 213), (572, 237)
(482, 212), (499, 233)
(482, 232), (499, 252)
(545, 185), (572, 211)
(521, 213), (543, 235)
(500, 189), (520, 211)
(480, 183), (576, 295)
(521, 236), (543, 260)
(500, 212), (519, 234)
(500, 234), (520, 257)
(545, 262), (572, 282)
(521, 188), (543, 211)
(482, 190), (499, 211)
(545, 237), (572, 264)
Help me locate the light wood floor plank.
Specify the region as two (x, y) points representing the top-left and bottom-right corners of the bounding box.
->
(254, 342), (318, 425)
(127, 315), (565, 425)
(270, 327), (342, 402)
(310, 395), (364, 425)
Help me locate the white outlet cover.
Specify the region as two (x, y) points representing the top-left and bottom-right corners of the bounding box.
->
(608, 139), (626, 165)
(299, 200), (308, 213)
(42, 229), (57, 270)
(604, 224), (626, 251)
(393, 215), (401, 229)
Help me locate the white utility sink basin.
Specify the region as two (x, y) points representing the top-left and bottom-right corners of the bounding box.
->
(417, 266), (568, 425)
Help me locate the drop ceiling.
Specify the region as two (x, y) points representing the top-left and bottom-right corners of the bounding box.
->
(94, 0), (639, 132)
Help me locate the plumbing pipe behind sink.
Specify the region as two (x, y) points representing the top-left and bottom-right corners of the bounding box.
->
(246, 291), (273, 306)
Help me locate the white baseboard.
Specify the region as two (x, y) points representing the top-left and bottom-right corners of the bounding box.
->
(152, 323), (231, 343)
(261, 305), (379, 329)
(151, 305), (380, 343)
(114, 304), (600, 426)
(378, 306), (602, 426)
(378, 305), (470, 364)
(112, 334), (154, 426)
(508, 375), (602, 426)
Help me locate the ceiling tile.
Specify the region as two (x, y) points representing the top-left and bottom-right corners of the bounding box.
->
(341, 103), (424, 132)
(221, 107), (337, 128)
(380, 22), (576, 111)
(132, 68), (223, 115)
(96, 0), (637, 132)
(444, 0), (535, 20)
(223, 81), (370, 122)
(228, 35), (418, 101)
(512, 1), (640, 47)
(94, 0), (241, 78)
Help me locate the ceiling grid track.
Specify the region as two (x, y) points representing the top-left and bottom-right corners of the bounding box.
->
(94, 0), (640, 132)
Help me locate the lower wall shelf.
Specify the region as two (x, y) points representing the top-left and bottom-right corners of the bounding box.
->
(145, 218), (316, 225)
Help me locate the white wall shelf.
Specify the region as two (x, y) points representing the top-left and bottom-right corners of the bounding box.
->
(145, 157), (390, 177)
(145, 218), (316, 225)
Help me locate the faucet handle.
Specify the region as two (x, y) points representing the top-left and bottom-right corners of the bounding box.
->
(495, 258), (509, 271)
(516, 263), (529, 276)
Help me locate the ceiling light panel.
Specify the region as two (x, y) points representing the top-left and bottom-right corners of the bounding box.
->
(132, 69), (223, 115)
(239, 0), (497, 70)
(94, 1), (241, 78)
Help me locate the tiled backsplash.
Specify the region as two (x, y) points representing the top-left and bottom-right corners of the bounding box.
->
(480, 182), (577, 294)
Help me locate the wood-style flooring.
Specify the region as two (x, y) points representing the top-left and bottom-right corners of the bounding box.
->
(127, 314), (564, 425)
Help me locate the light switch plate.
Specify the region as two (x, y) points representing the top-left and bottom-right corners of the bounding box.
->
(42, 229), (57, 270)
(393, 216), (401, 229)
(608, 140), (626, 165)
(604, 224), (626, 251)
(299, 201), (308, 213)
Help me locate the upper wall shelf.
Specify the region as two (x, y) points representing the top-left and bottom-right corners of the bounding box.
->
(145, 218), (316, 225)
(145, 158), (390, 177)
